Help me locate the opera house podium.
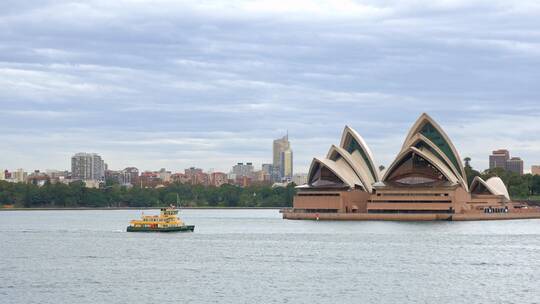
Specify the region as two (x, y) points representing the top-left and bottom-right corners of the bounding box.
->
(282, 113), (540, 221)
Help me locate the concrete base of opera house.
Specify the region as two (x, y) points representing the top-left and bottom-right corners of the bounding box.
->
(280, 210), (540, 221)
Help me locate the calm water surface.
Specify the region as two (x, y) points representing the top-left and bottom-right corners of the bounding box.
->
(1, 209), (540, 304)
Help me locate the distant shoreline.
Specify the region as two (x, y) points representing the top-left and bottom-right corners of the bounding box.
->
(0, 207), (282, 211)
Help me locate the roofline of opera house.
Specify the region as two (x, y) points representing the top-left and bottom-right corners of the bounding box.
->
(281, 113), (540, 221)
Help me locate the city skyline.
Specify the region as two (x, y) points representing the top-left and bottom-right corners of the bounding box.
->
(0, 138), (539, 174)
(1, 1), (540, 173)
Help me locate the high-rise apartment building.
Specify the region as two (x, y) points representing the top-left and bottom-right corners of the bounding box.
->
(273, 134), (292, 181)
(506, 157), (524, 175)
(71, 153), (106, 181)
(489, 149), (510, 170)
(489, 149), (523, 175)
(232, 162), (254, 178)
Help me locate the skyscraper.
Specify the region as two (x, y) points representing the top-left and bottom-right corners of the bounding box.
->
(273, 134), (292, 181)
(71, 153), (106, 181)
(280, 147), (293, 180)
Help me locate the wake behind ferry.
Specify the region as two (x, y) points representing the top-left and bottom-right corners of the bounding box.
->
(127, 205), (194, 232)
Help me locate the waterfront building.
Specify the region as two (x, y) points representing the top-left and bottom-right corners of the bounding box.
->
(532, 165), (540, 176)
(489, 149), (524, 175)
(71, 153), (106, 181)
(283, 113), (540, 221)
(273, 134), (291, 181)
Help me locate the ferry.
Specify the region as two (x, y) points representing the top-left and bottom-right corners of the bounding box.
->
(127, 205), (194, 232)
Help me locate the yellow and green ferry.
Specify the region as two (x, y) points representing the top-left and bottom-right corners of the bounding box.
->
(127, 206), (194, 232)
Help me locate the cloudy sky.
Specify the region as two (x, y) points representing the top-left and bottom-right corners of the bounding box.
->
(1, 0), (539, 174)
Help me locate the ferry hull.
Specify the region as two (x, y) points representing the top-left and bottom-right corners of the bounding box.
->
(126, 225), (195, 232)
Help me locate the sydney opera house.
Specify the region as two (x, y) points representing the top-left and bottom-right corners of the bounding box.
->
(282, 113), (540, 221)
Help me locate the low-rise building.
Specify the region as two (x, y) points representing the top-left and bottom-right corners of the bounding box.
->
(210, 172), (228, 187)
(292, 173), (308, 186)
(157, 168), (171, 183)
(13, 169), (27, 183)
(27, 170), (50, 186)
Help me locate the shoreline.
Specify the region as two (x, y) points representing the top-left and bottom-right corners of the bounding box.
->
(0, 207), (283, 211)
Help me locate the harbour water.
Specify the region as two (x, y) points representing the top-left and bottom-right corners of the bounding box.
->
(1, 209), (539, 303)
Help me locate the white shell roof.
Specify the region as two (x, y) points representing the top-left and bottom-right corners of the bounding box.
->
(401, 113), (467, 181)
(308, 157), (364, 190)
(326, 145), (372, 192)
(382, 146), (459, 185)
(470, 176), (510, 200)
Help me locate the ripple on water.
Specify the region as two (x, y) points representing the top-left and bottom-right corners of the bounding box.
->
(1, 210), (540, 304)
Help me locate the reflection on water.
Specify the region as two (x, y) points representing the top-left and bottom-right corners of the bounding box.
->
(1, 210), (539, 304)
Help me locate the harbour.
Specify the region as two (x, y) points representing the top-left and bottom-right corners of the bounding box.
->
(1, 209), (540, 304)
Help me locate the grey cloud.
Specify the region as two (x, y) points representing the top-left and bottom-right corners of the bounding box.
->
(1, 0), (539, 173)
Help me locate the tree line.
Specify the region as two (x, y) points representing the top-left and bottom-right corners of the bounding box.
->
(2, 158), (539, 208)
(0, 181), (297, 208)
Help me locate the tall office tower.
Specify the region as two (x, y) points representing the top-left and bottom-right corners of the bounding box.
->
(489, 149), (510, 170)
(506, 157), (524, 175)
(71, 153), (106, 181)
(273, 134), (290, 181)
(280, 147), (293, 180)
